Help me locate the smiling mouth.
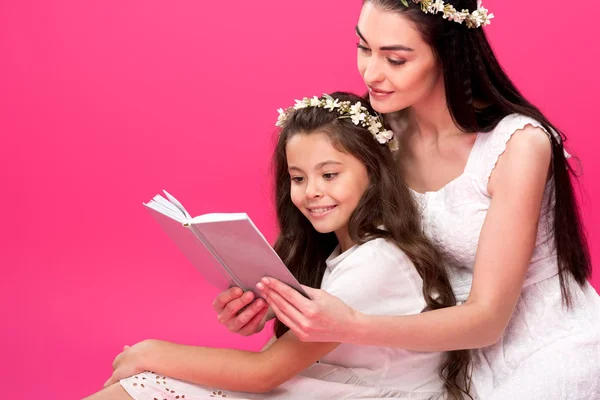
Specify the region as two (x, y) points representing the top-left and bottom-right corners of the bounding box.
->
(307, 205), (337, 217)
(368, 87), (394, 96)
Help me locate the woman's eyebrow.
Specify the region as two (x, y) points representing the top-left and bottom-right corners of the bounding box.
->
(355, 25), (414, 52)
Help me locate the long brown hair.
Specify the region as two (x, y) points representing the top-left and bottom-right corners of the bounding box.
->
(271, 92), (472, 399)
(365, 0), (591, 306)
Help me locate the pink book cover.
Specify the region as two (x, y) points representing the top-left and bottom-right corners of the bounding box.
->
(143, 191), (307, 299)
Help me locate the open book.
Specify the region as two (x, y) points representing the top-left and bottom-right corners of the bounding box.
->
(143, 190), (307, 298)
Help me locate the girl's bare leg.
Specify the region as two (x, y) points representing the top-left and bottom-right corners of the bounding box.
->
(82, 383), (133, 400)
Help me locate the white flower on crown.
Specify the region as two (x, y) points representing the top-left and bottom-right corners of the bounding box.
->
(380, 130), (394, 140)
(374, 134), (388, 144)
(294, 98), (310, 109)
(276, 108), (288, 127)
(428, 0), (444, 13)
(405, 0), (493, 29)
(374, 129), (395, 144)
(480, 0), (495, 27)
(467, 13), (483, 28)
(349, 102), (366, 125)
(368, 119), (383, 135)
(349, 102), (363, 116)
(351, 112), (366, 125)
(477, 5), (494, 27)
(275, 94), (397, 152)
(324, 97), (340, 111)
(454, 10), (470, 24)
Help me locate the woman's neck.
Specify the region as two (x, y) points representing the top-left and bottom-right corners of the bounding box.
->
(407, 75), (463, 142)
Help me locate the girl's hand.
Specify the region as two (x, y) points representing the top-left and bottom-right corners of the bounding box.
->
(257, 278), (360, 343)
(104, 341), (154, 387)
(213, 287), (272, 336)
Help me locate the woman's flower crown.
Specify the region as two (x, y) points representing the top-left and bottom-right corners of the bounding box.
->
(276, 94), (399, 152)
(401, 0), (494, 29)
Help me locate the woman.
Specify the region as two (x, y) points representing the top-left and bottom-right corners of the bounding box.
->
(214, 1), (600, 399)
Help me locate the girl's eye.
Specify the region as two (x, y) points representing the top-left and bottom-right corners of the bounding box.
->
(387, 58), (406, 66)
(323, 173), (338, 180)
(356, 43), (371, 53)
(291, 176), (304, 183)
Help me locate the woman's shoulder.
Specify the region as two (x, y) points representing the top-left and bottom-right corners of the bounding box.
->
(494, 113), (545, 130)
(483, 113), (551, 144)
(473, 113), (552, 187)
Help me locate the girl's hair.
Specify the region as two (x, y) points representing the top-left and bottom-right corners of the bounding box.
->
(366, 0), (591, 305)
(272, 92), (472, 399)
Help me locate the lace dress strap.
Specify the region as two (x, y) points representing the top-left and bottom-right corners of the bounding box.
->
(472, 114), (554, 192)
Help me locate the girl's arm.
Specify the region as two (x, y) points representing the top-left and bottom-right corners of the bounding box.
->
(108, 334), (338, 393)
(106, 239), (422, 390)
(262, 125), (552, 351)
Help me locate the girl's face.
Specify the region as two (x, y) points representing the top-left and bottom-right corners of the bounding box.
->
(286, 132), (369, 248)
(356, 2), (441, 114)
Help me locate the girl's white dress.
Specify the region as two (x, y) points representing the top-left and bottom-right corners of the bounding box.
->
(121, 238), (448, 399)
(412, 114), (600, 399)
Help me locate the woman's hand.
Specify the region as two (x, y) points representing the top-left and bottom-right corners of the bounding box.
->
(257, 278), (361, 343)
(104, 341), (155, 387)
(213, 287), (272, 336)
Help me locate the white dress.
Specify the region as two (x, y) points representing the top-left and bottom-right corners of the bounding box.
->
(412, 113), (600, 399)
(121, 238), (447, 399)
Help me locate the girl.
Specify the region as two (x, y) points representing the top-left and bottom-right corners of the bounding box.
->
(85, 92), (472, 400)
(214, 1), (600, 399)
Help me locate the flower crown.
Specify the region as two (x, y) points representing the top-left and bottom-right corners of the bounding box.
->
(276, 94), (399, 152)
(401, 0), (494, 29)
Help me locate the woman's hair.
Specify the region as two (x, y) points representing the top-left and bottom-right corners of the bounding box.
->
(366, 0), (591, 305)
(271, 92), (472, 399)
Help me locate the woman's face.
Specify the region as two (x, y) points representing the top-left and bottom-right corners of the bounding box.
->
(356, 2), (442, 114)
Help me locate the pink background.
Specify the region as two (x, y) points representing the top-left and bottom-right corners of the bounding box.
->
(1, 1), (598, 398)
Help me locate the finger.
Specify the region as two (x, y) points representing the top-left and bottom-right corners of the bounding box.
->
(300, 285), (321, 298)
(218, 291), (256, 324)
(212, 287), (244, 312)
(104, 373), (117, 387)
(112, 351), (124, 370)
(123, 345), (130, 351)
(261, 278), (315, 308)
(227, 298), (267, 332)
(237, 305), (270, 336)
(263, 287), (310, 334)
(266, 296), (306, 339)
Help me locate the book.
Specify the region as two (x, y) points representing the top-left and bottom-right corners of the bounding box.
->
(143, 190), (307, 298)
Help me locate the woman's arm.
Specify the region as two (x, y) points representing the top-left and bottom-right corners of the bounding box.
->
(107, 334), (338, 393)
(261, 126), (552, 351)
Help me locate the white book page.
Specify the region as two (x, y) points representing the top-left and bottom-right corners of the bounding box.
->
(190, 213), (249, 224)
(143, 194), (188, 224)
(163, 190), (192, 220)
(145, 191), (246, 225)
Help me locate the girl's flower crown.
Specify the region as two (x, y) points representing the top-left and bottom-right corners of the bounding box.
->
(401, 0), (494, 29)
(276, 94), (399, 152)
